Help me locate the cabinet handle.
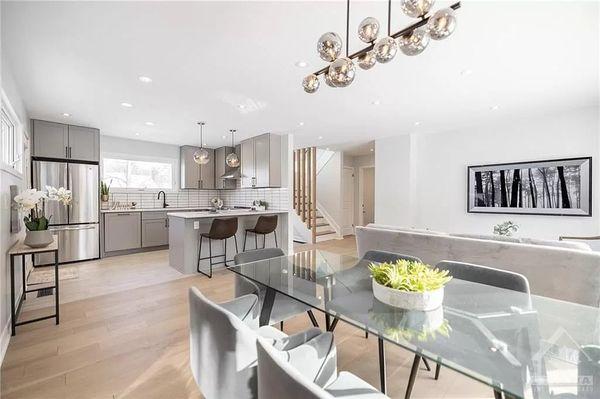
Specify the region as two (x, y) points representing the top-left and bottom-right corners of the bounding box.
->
(65, 146), (69, 158)
(116, 213), (132, 216)
(252, 177), (256, 187)
(69, 146), (72, 158)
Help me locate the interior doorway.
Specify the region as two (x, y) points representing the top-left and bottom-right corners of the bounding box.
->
(342, 166), (355, 235)
(359, 166), (375, 226)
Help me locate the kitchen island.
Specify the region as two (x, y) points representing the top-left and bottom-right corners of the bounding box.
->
(168, 209), (290, 275)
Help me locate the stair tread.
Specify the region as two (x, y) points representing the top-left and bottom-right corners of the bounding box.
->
(315, 223), (329, 227)
(316, 230), (336, 236)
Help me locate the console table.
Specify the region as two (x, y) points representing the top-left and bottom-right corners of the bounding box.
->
(8, 236), (59, 336)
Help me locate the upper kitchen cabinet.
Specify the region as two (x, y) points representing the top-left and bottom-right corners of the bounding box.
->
(32, 119), (100, 162)
(180, 145), (215, 189)
(240, 133), (281, 188)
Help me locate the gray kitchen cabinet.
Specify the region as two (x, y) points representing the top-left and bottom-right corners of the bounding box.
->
(142, 218), (169, 247)
(180, 145), (215, 189)
(32, 120), (69, 159)
(214, 146), (236, 189)
(104, 212), (141, 252)
(240, 133), (281, 188)
(68, 125), (100, 162)
(32, 119), (100, 161)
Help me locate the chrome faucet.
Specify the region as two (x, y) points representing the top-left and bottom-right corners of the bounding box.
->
(157, 191), (168, 208)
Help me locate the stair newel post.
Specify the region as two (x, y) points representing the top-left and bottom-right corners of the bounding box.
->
(300, 149), (306, 222)
(307, 148), (312, 230)
(311, 147), (317, 243)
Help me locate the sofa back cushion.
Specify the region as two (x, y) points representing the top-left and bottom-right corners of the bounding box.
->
(356, 226), (600, 307)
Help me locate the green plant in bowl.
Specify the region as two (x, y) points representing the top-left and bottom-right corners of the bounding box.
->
(369, 260), (452, 293)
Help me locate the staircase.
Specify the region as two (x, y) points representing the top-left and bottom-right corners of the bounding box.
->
(293, 147), (338, 243)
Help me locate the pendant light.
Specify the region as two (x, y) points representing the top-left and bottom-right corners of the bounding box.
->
(193, 122), (210, 165)
(225, 129), (240, 168)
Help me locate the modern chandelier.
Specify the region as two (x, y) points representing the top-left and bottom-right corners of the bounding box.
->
(193, 122), (210, 165)
(302, 0), (461, 93)
(225, 129), (240, 168)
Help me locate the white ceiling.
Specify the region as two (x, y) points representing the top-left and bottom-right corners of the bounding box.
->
(2, 1), (598, 150)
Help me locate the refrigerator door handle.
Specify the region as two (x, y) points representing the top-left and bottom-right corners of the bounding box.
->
(50, 225), (97, 231)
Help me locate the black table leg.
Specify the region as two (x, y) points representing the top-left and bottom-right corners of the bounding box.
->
(10, 255), (16, 336)
(55, 250), (59, 324)
(260, 287), (276, 326)
(325, 314), (331, 331)
(493, 390), (502, 399)
(21, 254), (26, 300)
(405, 354), (422, 399)
(378, 337), (387, 394)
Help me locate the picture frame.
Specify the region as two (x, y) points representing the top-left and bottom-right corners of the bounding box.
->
(467, 157), (592, 216)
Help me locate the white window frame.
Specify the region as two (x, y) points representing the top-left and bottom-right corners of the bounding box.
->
(1, 90), (24, 178)
(101, 152), (177, 192)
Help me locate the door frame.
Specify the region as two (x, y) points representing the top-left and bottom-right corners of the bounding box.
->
(342, 166), (355, 235)
(358, 165), (375, 227)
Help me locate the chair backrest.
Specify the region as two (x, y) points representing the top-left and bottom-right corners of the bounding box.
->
(254, 215), (278, 234)
(256, 337), (334, 399)
(234, 248), (286, 297)
(362, 250), (422, 264)
(436, 260), (530, 294)
(208, 217), (238, 240)
(188, 287), (260, 399)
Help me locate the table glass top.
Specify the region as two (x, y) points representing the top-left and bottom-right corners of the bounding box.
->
(228, 250), (600, 399)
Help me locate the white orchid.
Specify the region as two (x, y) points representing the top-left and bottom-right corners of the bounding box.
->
(46, 185), (72, 205)
(14, 189), (47, 212)
(14, 186), (72, 231)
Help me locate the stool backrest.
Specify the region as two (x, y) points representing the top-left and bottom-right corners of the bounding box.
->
(209, 217), (238, 240)
(254, 215), (278, 234)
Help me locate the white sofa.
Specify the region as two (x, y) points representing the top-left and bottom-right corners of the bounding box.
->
(355, 225), (600, 307)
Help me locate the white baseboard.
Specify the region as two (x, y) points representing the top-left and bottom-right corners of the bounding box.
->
(0, 319), (11, 366)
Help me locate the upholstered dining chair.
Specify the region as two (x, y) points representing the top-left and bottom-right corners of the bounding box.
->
(188, 287), (328, 399)
(256, 335), (389, 399)
(404, 260), (532, 399)
(234, 248), (320, 330)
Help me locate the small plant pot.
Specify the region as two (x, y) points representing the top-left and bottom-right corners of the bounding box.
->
(372, 279), (444, 311)
(24, 230), (53, 248)
(255, 205), (266, 211)
(101, 194), (109, 202)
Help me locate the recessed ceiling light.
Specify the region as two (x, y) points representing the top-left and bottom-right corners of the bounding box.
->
(222, 135), (227, 139)
(414, 121), (421, 126)
(326, 147), (330, 151)
(138, 76), (153, 83)
(135, 133), (140, 136)
(371, 100), (381, 106)
(62, 113), (71, 117)
(121, 102), (133, 108)
(370, 148), (374, 152)
(318, 136), (323, 140)
(295, 61), (309, 68)
(490, 105), (500, 111)
(238, 104), (246, 109)
(145, 121), (155, 126)
(460, 69), (472, 77)
(298, 122), (305, 127)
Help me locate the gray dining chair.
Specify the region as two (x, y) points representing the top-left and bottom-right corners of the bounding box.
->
(188, 286), (328, 399)
(257, 336), (389, 399)
(363, 250), (422, 264)
(234, 248), (320, 330)
(404, 260), (531, 399)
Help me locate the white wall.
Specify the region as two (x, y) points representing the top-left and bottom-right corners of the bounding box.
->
(0, 59), (30, 363)
(316, 151), (343, 232)
(375, 107), (600, 240)
(344, 153), (375, 227)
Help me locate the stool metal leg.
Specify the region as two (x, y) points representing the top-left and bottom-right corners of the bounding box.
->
(274, 230), (278, 248)
(243, 230), (248, 251)
(223, 238), (227, 267)
(233, 235), (239, 256)
(262, 234), (266, 249)
(254, 233), (258, 249)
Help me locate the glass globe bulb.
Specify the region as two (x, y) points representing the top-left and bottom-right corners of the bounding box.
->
(327, 57), (355, 88)
(317, 32), (343, 62)
(374, 37), (398, 63)
(357, 51), (376, 70)
(324, 72), (337, 88)
(226, 152), (240, 168)
(302, 74), (320, 93)
(400, 0), (435, 18)
(193, 148), (210, 165)
(358, 17), (380, 43)
(398, 28), (430, 56)
(427, 8), (457, 40)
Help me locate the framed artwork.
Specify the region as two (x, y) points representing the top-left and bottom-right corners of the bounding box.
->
(467, 157), (592, 216)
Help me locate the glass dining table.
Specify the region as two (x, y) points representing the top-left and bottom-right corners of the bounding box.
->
(228, 249), (600, 399)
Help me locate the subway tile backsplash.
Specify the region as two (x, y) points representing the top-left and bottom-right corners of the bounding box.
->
(108, 187), (289, 211)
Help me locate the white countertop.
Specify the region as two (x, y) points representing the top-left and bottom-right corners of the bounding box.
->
(101, 206), (211, 214)
(168, 209), (288, 219)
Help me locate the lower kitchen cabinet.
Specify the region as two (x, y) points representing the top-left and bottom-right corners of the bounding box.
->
(142, 218), (169, 247)
(104, 212), (141, 252)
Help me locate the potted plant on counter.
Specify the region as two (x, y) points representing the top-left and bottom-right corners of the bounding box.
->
(370, 260), (452, 311)
(14, 186), (72, 248)
(100, 180), (110, 203)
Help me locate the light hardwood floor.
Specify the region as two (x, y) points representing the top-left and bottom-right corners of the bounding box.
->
(1, 236), (494, 399)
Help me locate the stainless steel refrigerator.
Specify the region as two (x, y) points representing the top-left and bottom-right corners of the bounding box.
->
(33, 160), (100, 264)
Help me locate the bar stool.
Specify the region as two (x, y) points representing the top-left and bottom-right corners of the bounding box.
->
(197, 217), (239, 278)
(243, 215), (278, 251)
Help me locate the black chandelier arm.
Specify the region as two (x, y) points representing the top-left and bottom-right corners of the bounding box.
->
(312, 1), (461, 76)
(388, 0), (392, 36)
(346, 0), (350, 57)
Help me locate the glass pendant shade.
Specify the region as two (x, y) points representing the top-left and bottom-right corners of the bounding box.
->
(357, 51), (376, 70)
(226, 152), (240, 168)
(302, 74), (320, 93)
(374, 36), (398, 63)
(324, 71), (337, 88)
(427, 8), (457, 40)
(398, 28), (430, 56)
(358, 17), (380, 43)
(317, 32), (343, 62)
(400, 0), (435, 18)
(327, 57), (355, 88)
(193, 148), (210, 165)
